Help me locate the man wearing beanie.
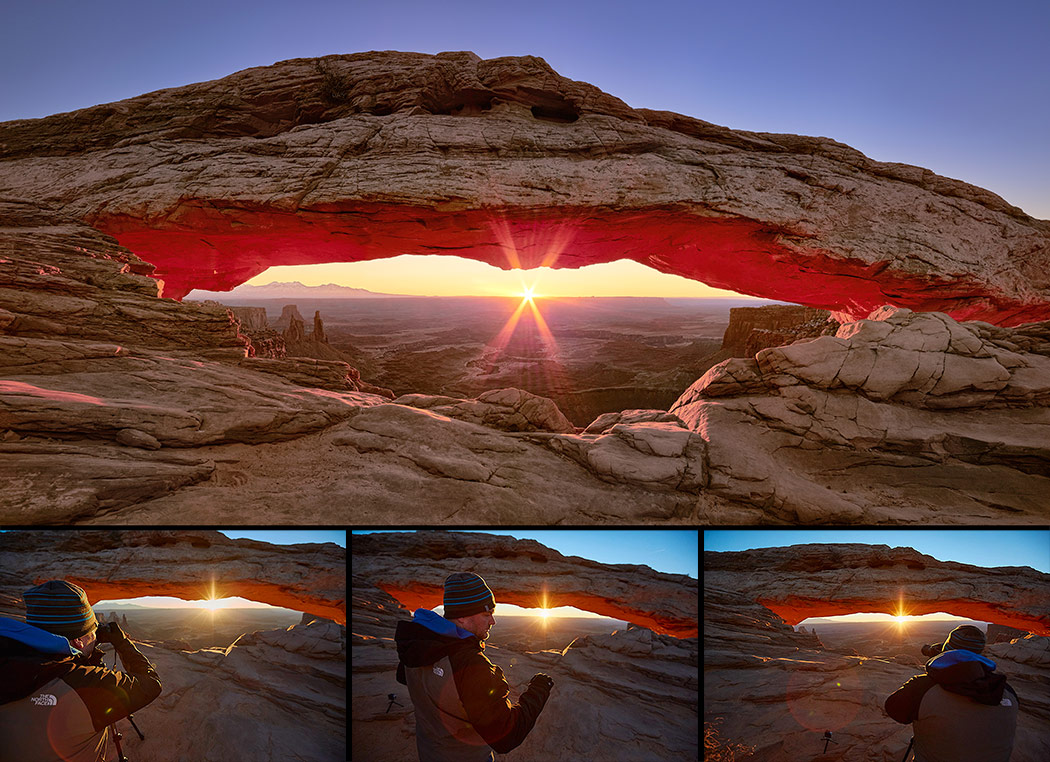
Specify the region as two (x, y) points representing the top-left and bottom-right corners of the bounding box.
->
(885, 624), (1018, 761)
(0, 580), (162, 762)
(394, 572), (554, 761)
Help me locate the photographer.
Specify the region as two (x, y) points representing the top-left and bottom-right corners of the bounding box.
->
(0, 580), (162, 762)
(884, 625), (1018, 762)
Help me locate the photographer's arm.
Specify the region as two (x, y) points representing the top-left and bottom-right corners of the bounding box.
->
(66, 625), (162, 732)
(885, 675), (933, 724)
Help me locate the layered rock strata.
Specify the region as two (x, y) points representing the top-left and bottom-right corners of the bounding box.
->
(352, 531), (697, 637)
(704, 545), (1050, 762)
(354, 534), (698, 761)
(704, 544), (1050, 635)
(0, 530), (346, 623)
(0, 52), (1047, 324)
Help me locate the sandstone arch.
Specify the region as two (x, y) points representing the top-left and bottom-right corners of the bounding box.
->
(705, 544), (1050, 635)
(352, 531), (698, 637)
(0, 530), (346, 624)
(0, 52), (1047, 325)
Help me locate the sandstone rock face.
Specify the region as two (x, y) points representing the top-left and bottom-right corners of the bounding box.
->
(352, 531), (697, 637)
(354, 533), (697, 762)
(395, 387), (576, 433)
(1, 530), (346, 761)
(672, 306), (1050, 523)
(0, 530), (346, 623)
(116, 620), (346, 762)
(720, 304), (840, 357)
(987, 623), (1031, 644)
(705, 544), (1050, 635)
(0, 52), (1047, 324)
(705, 545), (1050, 762)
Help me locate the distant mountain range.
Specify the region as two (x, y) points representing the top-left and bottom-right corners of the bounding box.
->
(92, 602), (151, 610)
(186, 281), (403, 299)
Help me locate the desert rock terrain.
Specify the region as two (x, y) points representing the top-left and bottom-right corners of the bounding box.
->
(353, 532), (698, 762)
(2, 53), (1049, 521)
(704, 544), (1050, 761)
(0, 530), (346, 762)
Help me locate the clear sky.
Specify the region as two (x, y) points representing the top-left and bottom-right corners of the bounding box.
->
(218, 530), (345, 548)
(5, 1), (1046, 298)
(352, 530), (698, 578)
(703, 530), (1050, 573)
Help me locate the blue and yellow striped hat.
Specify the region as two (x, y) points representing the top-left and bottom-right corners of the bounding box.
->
(23, 580), (98, 639)
(443, 572), (495, 619)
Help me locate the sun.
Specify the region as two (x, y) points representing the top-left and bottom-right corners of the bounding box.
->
(537, 609), (550, 620)
(520, 286), (537, 304)
(200, 598), (222, 610)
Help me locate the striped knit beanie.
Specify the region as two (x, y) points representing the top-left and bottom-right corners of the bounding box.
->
(941, 624), (986, 654)
(23, 580), (98, 639)
(443, 572), (495, 619)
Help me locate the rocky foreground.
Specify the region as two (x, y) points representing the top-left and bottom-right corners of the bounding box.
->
(2, 52), (1049, 522)
(353, 533), (698, 762)
(705, 545), (1050, 762)
(0, 531), (347, 762)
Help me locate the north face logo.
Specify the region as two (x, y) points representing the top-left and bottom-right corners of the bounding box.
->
(31, 694), (57, 707)
(433, 666), (444, 677)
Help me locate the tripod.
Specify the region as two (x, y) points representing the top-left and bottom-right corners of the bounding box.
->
(104, 644), (146, 761)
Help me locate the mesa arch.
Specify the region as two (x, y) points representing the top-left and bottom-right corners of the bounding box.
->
(705, 544), (1050, 636)
(351, 531), (698, 637)
(0, 530), (346, 625)
(0, 52), (1048, 325)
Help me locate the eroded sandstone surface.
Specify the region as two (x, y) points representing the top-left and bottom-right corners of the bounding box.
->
(0, 529), (346, 623)
(353, 533), (698, 761)
(705, 545), (1050, 762)
(352, 530), (697, 636)
(1, 530), (346, 762)
(2, 56), (1049, 522)
(1, 52), (1047, 325)
(705, 544), (1050, 635)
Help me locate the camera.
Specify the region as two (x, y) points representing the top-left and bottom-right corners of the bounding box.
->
(96, 621), (121, 643)
(921, 642), (943, 658)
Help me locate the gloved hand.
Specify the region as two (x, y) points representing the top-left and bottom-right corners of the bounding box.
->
(920, 643), (941, 658)
(529, 673), (554, 692)
(96, 621), (129, 645)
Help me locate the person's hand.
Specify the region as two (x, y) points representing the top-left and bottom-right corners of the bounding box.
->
(529, 673), (554, 692)
(96, 621), (128, 645)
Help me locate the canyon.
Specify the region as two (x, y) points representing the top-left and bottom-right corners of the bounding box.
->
(0, 530), (346, 762)
(704, 544), (1050, 761)
(352, 531), (698, 762)
(1, 52), (1048, 521)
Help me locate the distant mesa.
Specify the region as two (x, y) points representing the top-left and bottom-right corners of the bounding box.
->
(187, 281), (403, 300)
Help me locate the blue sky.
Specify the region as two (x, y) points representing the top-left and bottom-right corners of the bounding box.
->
(352, 530), (698, 578)
(2, 0), (1046, 220)
(219, 530), (345, 547)
(704, 530), (1050, 573)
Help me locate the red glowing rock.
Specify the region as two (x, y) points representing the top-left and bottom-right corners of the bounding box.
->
(0, 52), (1047, 325)
(706, 544), (1050, 636)
(353, 531), (697, 638)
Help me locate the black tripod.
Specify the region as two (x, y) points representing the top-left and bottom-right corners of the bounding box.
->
(821, 730), (838, 754)
(105, 645), (146, 762)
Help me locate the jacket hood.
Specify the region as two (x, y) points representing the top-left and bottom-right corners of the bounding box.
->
(0, 617), (79, 704)
(395, 609), (481, 669)
(926, 648), (1008, 706)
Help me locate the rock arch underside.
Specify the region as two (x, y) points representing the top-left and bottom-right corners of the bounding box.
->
(0, 530), (346, 624)
(352, 530), (697, 637)
(704, 544), (1050, 761)
(1, 529), (348, 761)
(1, 51), (1049, 522)
(352, 531), (698, 761)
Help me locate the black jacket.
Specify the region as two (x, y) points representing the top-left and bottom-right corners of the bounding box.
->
(0, 618), (162, 762)
(395, 610), (550, 761)
(885, 649), (1018, 762)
